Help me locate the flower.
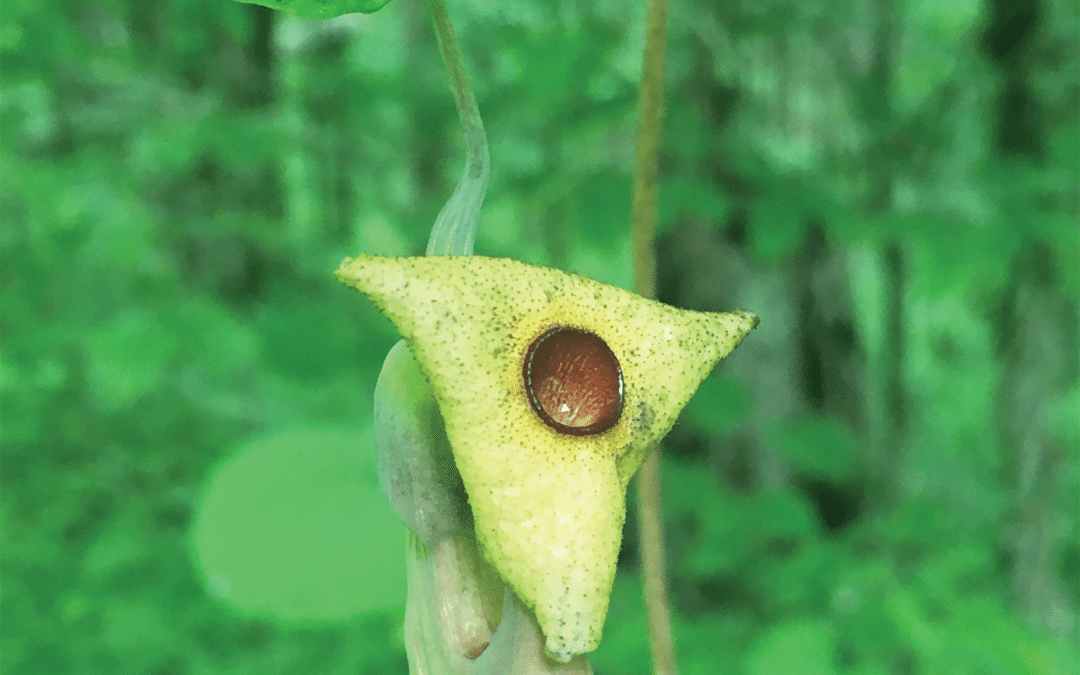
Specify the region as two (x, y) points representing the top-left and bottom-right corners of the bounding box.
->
(337, 253), (757, 661)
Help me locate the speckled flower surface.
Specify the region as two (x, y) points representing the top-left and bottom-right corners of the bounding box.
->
(337, 253), (757, 661)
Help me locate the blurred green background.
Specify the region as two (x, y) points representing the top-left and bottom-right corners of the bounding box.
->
(1, 0), (1077, 673)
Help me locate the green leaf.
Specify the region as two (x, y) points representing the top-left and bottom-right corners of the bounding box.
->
(234, 0), (394, 18)
(191, 427), (406, 622)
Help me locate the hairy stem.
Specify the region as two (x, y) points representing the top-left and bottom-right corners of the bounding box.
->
(424, 0), (489, 256)
(629, 0), (677, 673)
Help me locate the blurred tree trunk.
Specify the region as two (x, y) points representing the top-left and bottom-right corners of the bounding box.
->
(865, 0), (906, 507)
(658, 24), (798, 491)
(238, 5), (277, 107)
(158, 4), (280, 301)
(997, 246), (1074, 634)
(982, 0), (1074, 635)
(230, 5), (279, 299)
(278, 16), (320, 255)
(658, 25), (867, 497)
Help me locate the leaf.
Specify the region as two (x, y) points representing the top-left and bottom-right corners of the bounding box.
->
(234, 0), (394, 19)
(191, 427), (407, 621)
(336, 254), (758, 659)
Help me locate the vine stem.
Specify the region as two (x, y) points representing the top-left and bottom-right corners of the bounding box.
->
(424, 0), (489, 257)
(630, 0), (677, 673)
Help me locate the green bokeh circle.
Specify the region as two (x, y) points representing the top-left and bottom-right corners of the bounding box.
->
(191, 427), (406, 622)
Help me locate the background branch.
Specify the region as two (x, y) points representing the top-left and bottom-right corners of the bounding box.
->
(630, 0), (677, 672)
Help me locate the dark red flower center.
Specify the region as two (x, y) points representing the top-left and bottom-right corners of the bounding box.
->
(523, 326), (624, 435)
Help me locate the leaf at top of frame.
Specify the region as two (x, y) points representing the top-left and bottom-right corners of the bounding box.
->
(234, 0), (394, 19)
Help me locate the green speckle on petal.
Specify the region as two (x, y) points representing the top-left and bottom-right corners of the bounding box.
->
(336, 254), (757, 660)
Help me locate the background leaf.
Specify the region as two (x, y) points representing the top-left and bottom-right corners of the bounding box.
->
(192, 427), (406, 621)
(236, 0), (394, 18)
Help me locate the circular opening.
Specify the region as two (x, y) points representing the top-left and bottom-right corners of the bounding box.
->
(523, 326), (624, 436)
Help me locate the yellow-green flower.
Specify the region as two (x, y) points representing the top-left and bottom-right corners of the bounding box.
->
(337, 253), (757, 661)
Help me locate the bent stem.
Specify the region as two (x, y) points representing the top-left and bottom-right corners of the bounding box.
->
(392, 1), (596, 671)
(629, 0), (678, 673)
(424, 0), (489, 256)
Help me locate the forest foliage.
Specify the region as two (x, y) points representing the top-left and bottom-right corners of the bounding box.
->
(1, 0), (1078, 673)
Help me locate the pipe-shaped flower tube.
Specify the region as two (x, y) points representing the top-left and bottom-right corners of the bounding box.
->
(337, 253), (758, 660)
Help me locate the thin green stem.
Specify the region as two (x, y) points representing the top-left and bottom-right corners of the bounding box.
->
(424, 0), (489, 257)
(630, 0), (677, 672)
